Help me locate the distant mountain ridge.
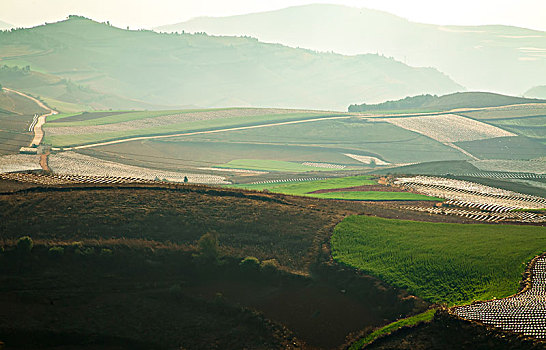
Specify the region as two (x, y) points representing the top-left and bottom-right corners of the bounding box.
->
(524, 86), (546, 99)
(349, 92), (546, 112)
(157, 4), (546, 97)
(0, 20), (13, 30)
(0, 16), (462, 111)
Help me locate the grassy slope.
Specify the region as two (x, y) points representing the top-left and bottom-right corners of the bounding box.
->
(178, 118), (468, 164)
(0, 16), (461, 111)
(331, 215), (546, 305)
(349, 309), (436, 350)
(231, 176), (440, 201)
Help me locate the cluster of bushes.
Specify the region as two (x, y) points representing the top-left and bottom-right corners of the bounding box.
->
(239, 256), (280, 274)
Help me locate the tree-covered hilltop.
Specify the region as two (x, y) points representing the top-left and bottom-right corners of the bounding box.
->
(0, 16), (462, 111)
(348, 92), (546, 113)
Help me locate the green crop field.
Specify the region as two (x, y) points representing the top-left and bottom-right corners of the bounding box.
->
(217, 159), (346, 172)
(181, 118), (467, 164)
(231, 176), (440, 201)
(309, 191), (440, 201)
(331, 215), (546, 305)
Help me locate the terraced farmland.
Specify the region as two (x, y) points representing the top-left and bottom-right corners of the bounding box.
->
(375, 114), (516, 143)
(49, 151), (229, 184)
(395, 176), (546, 210)
(454, 254), (546, 339)
(43, 108), (338, 147)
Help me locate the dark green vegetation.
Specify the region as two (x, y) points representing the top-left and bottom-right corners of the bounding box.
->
(348, 92), (544, 113)
(1, 181), (445, 349)
(373, 160), (481, 175)
(231, 176), (441, 201)
(349, 309), (436, 349)
(331, 215), (546, 305)
(0, 16), (460, 112)
(0, 87), (45, 154)
(159, 4), (546, 96)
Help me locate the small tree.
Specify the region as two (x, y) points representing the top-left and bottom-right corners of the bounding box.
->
(16, 236), (33, 254)
(183, 176), (188, 183)
(197, 231), (219, 261)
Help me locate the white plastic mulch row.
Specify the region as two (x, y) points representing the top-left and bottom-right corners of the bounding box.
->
(454, 256), (546, 339)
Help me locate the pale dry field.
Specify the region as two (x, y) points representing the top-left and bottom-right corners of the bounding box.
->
(376, 114), (516, 143)
(343, 153), (390, 165)
(0, 154), (41, 173)
(48, 151), (229, 184)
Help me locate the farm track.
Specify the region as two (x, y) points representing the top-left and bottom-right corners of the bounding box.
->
(3, 87), (58, 147)
(453, 254), (546, 339)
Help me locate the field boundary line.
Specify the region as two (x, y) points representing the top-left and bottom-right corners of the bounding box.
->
(51, 115), (351, 150)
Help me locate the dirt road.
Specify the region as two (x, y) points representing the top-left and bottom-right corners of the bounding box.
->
(3, 88), (58, 146)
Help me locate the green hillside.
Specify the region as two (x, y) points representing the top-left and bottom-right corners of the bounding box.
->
(0, 16), (462, 112)
(348, 92), (545, 113)
(158, 4), (546, 97)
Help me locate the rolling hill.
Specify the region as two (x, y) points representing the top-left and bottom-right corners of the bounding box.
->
(0, 16), (462, 111)
(157, 4), (546, 97)
(348, 92), (546, 112)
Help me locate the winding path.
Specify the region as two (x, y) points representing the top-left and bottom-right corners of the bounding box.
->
(3, 87), (58, 146)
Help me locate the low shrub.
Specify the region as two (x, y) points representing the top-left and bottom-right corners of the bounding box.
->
(48, 246), (65, 257)
(16, 236), (33, 253)
(100, 248), (113, 257)
(239, 256), (260, 272)
(260, 259), (279, 274)
(75, 247), (95, 256)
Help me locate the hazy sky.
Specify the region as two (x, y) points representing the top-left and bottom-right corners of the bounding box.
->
(2, 0), (546, 31)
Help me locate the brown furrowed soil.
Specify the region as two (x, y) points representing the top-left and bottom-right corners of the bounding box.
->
(1, 180), (520, 349)
(0, 180), (440, 349)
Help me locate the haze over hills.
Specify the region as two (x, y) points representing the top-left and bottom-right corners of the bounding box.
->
(0, 20), (13, 30)
(0, 16), (462, 111)
(157, 4), (546, 97)
(524, 85), (546, 99)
